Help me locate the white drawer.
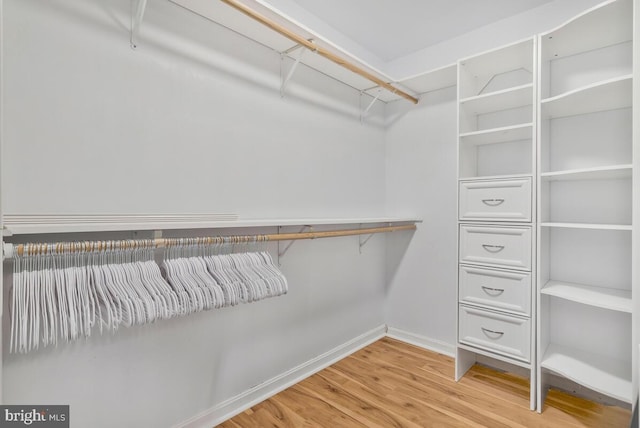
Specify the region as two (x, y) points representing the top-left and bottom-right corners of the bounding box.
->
(459, 265), (531, 316)
(459, 178), (531, 222)
(459, 225), (531, 271)
(459, 305), (530, 362)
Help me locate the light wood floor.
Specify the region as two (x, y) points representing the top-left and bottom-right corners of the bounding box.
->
(219, 337), (631, 427)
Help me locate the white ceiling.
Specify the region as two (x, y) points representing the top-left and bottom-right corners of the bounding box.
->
(288, 0), (553, 61)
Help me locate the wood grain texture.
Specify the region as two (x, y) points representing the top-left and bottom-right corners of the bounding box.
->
(219, 337), (630, 427)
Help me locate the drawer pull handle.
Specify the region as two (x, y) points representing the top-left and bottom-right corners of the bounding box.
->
(481, 327), (504, 339)
(482, 198), (505, 206)
(481, 286), (505, 296)
(482, 244), (505, 253)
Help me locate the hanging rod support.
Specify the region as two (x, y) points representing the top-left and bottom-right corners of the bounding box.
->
(278, 225), (311, 264)
(360, 89), (382, 123)
(280, 47), (306, 97)
(281, 39), (317, 55)
(131, 0), (148, 49)
(359, 233), (374, 253)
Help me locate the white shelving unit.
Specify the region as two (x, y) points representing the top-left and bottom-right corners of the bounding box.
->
(456, 37), (537, 410)
(537, 0), (635, 411)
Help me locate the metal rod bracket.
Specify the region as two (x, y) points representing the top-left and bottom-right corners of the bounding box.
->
(360, 89), (382, 123)
(278, 225), (312, 264)
(359, 233), (374, 253)
(280, 46), (307, 97)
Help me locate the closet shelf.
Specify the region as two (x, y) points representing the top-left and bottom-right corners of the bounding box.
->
(541, 164), (632, 181)
(170, 0), (437, 104)
(459, 123), (533, 146)
(2, 215), (421, 236)
(459, 83), (533, 115)
(541, 0), (632, 61)
(541, 280), (632, 313)
(541, 75), (632, 119)
(541, 343), (632, 403)
(459, 173), (533, 182)
(540, 222), (632, 231)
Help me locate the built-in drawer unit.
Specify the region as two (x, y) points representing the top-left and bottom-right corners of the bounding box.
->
(459, 265), (531, 315)
(459, 178), (532, 222)
(459, 225), (532, 271)
(458, 305), (531, 362)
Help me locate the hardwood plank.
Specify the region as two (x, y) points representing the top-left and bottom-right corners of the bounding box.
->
(544, 389), (631, 428)
(221, 338), (631, 427)
(363, 338), (455, 380)
(458, 364), (531, 406)
(356, 342), (528, 425)
(319, 368), (471, 427)
(345, 349), (525, 428)
(328, 361), (499, 427)
(273, 385), (369, 427)
(295, 378), (414, 428)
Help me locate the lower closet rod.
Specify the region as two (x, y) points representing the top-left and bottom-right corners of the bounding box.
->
(2, 224), (417, 259)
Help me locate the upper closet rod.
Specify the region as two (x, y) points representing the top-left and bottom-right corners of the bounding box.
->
(3, 224), (417, 258)
(219, 0), (419, 105)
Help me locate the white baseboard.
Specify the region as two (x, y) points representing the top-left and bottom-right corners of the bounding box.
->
(386, 327), (455, 357)
(174, 324), (387, 428)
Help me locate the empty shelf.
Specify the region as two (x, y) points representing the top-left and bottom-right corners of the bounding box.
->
(540, 222), (632, 231)
(458, 173), (533, 182)
(459, 123), (533, 146)
(541, 343), (632, 403)
(460, 84), (533, 115)
(541, 280), (631, 313)
(541, 165), (632, 181)
(541, 75), (632, 119)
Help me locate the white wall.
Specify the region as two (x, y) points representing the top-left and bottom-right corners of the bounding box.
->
(1, 1), (390, 427)
(384, 87), (458, 350)
(2, 0), (386, 217)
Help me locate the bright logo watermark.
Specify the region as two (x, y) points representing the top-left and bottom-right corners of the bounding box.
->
(0, 406), (68, 427)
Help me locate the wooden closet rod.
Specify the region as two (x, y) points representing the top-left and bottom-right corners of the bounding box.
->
(220, 0), (420, 104)
(4, 224), (417, 258)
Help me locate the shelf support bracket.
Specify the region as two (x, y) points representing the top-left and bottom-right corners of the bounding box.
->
(131, 0), (148, 49)
(280, 44), (307, 97)
(358, 223), (379, 253)
(360, 89), (383, 123)
(278, 225), (311, 265)
(476, 67), (529, 95)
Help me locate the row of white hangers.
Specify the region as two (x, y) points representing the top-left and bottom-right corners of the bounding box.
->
(9, 247), (288, 354)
